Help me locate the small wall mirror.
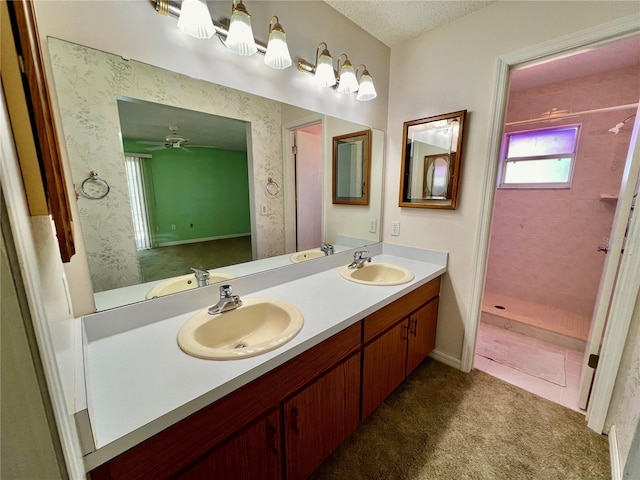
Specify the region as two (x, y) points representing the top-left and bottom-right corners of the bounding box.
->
(332, 129), (371, 205)
(399, 110), (467, 209)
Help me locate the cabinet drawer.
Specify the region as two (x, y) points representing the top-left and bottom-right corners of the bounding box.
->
(364, 277), (440, 344)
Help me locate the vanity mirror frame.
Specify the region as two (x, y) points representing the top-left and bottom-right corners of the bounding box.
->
(332, 129), (371, 205)
(399, 110), (467, 210)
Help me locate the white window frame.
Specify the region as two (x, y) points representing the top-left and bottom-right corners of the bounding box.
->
(498, 124), (580, 189)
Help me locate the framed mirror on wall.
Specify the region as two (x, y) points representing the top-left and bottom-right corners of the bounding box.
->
(399, 110), (467, 210)
(332, 129), (371, 205)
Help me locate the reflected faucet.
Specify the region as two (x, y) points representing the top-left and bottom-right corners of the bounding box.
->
(191, 267), (210, 287)
(321, 243), (334, 256)
(208, 285), (243, 315)
(347, 250), (372, 269)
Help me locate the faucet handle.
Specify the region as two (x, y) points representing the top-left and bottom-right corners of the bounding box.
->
(354, 250), (369, 260)
(219, 285), (233, 298)
(191, 267), (210, 279)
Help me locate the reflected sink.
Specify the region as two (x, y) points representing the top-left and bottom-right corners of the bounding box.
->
(145, 272), (235, 299)
(339, 263), (414, 286)
(290, 249), (325, 263)
(177, 298), (304, 360)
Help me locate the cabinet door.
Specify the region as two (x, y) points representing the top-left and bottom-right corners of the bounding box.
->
(406, 297), (439, 375)
(284, 354), (360, 480)
(175, 410), (281, 480)
(362, 319), (409, 420)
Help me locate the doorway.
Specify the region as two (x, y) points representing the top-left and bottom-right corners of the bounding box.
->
(474, 35), (640, 411)
(283, 119), (323, 253)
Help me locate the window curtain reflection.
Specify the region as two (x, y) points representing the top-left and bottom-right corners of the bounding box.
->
(124, 153), (154, 250)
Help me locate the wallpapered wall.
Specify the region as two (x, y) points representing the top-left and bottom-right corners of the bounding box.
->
(49, 38), (285, 292)
(485, 64), (640, 317)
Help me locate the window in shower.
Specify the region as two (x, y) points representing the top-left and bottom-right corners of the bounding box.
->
(499, 125), (580, 188)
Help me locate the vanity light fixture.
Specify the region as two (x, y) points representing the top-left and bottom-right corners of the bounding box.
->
(336, 54), (358, 95)
(177, 0), (215, 39)
(152, 0), (377, 100)
(264, 16), (292, 69)
(312, 42), (337, 88)
(356, 64), (377, 101)
(226, 0), (257, 56)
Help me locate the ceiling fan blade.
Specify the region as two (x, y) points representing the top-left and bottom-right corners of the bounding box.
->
(181, 147), (193, 153)
(188, 145), (218, 149)
(145, 145), (167, 151)
(137, 140), (164, 145)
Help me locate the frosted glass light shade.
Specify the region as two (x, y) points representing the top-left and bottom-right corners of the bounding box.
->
(226, 4), (257, 56)
(177, 0), (215, 39)
(356, 71), (377, 101)
(264, 26), (292, 69)
(314, 50), (336, 87)
(337, 61), (358, 94)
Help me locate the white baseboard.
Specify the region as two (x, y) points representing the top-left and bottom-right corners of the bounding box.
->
(429, 349), (462, 370)
(157, 233), (250, 247)
(609, 424), (622, 480)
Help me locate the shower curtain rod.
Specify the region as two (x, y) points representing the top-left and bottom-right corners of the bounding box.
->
(505, 103), (639, 127)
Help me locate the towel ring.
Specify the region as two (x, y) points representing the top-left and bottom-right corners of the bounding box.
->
(266, 177), (280, 197)
(81, 171), (110, 199)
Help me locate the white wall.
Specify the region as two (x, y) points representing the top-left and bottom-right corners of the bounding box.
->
(383, 1), (640, 360)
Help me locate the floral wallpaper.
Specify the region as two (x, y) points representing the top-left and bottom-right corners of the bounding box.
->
(48, 38), (285, 292)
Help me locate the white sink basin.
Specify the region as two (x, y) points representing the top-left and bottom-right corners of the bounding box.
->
(339, 263), (414, 286)
(177, 298), (304, 360)
(145, 272), (235, 299)
(290, 249), (325, 263)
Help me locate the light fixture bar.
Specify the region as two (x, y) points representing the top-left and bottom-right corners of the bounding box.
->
(151, 0), (376, 99)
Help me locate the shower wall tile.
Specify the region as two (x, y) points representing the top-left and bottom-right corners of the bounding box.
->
(487, 64), (639, 317)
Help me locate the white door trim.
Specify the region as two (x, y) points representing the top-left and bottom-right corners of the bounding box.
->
(587, 107), (640, 433)
(461, 14), (640, 430)
(282, 115), (323, 253)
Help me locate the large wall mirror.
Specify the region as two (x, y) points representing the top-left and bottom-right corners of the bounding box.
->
(399, 110), (467, 209)
(47, 38), (384, 312)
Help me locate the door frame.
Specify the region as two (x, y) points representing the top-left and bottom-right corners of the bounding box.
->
(282, 115), (323, 253)
(461, 14), (640, 434)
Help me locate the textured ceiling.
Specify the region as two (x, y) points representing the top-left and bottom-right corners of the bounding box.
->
(323, 0), (494, 47)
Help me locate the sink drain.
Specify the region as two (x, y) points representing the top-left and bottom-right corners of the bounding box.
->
(234, 342), (247, 349)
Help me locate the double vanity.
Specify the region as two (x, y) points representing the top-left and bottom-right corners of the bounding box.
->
(78, 244), (447, 479)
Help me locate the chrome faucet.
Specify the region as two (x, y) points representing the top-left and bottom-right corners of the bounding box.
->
(208, 285), (242, 315)
(348, 250), (372, 269)
(191, 267), (210, 287)
(321, 242), (334, 256)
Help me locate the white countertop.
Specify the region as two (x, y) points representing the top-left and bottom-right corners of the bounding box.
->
(81, 246), (446, 469)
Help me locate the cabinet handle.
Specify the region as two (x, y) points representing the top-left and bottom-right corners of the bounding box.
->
(410, 318), (418, 337)
(291, 407), (299, 435)
(267, 422), (278, 456)
(401, 324), (410, 340)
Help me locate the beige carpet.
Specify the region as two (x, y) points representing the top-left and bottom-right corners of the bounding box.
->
(312, 359), (608, 480)
(137, 236), (253, 282)
(476, 323), (566, 386)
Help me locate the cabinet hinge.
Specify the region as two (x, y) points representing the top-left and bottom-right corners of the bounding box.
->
(292, 145), (298, 155)
(588, 354), (599, 369)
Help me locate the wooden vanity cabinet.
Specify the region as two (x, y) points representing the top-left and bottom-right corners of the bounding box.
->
(362, 278), (440, 420)
(284, 354), (361, 480)
(174, 410), (281, 480)
(88, 277), (441, 480)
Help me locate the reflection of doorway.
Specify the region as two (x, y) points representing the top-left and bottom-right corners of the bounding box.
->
(284, 118), (323, 252)
(472, 34), (640, 416)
